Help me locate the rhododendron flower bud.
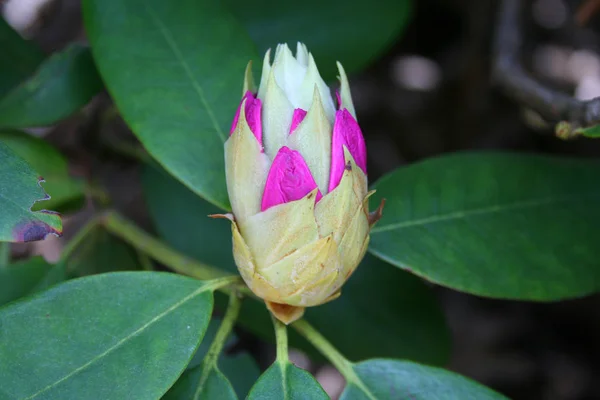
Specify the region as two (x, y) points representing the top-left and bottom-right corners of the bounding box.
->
(220, 43), (383, 324)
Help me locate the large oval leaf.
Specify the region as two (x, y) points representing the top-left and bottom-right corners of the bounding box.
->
(0, 45), (103, 129)
(340, 359), (507, 400)
(0, 141), (62, 242)
(369, 152), (600, 300)
(0, 272), (215, 400)
(247, 361), (328, 400)
(0, 130), (85, 211)
(143, 165), (450, 365)
(225, 0), (412, 81)
(83, 0), (258, 210)
(0, 18), (44, 96)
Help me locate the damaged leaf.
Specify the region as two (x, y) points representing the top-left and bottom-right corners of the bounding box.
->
(0, 141), (62, 242)
(0, 129), (85, 211)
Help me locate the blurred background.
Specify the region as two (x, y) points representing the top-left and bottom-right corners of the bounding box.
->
(3, 0), (600, 398)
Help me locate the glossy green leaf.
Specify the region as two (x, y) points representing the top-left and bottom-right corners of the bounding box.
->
(0, 272), (215, 400)
(143, 165), (450, 364)
(0, 130), (85, 210)
(247, 361), (328, 400)
(84, 0), (258, 210)
(69, 228), (144, 276)
(142, 165), (235, 273)
(340, 359), (507, 400)
(225, 0), (412, 80)
(165, 318), (260, 399)
(0, 17), (44, 96)
(369, 152), (600, 300)
(0, 44), (103, 128)
(0, 256), (50, 306)
(0, 141), (62, 242)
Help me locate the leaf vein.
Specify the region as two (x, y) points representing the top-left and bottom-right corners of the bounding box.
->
(142, 5), (226, 142)
(371, 193), (600, 234)
(23, 284), (211, 399)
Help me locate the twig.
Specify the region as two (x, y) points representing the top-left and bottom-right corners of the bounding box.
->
(576, 0), (600, 26)
(101, 211), (229, 281)
(493, 0), (600, 138)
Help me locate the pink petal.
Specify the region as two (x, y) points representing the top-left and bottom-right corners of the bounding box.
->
(289, 108), (307, 135)
(261, 146), (322, 211)
(335, 91), (341, 109)
(328, 109), (367, 192)
(230, 91), (262, 146)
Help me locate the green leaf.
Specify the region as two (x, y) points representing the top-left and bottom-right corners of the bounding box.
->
(164, 364), (238, 400)
(247, 361), (329, 400)
(0, 17), (44, 97)
(225, 0), (412, 80)
(576, 124), (600, 138)
(142, 165), (235, 273)
(0, 272), (215, 400)
(143, 165), (450, 364)
(68, 228), (144, 276)
(165, 318), (260, 399)
(369, 152), (600, 300)
(340, 359), (506, 400)
(0, 256), (51, 306)
(83, 0), (258, 210)
(0, 141), (62, 242)
(30, 260), (68, 293)
(0, 130), (85, 211)
(0, 256), (68, 307)
(0, 44), (103, 128)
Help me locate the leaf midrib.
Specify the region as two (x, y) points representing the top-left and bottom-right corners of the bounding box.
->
(23, 283), (211, 400)
(142, 4), (226, 143)
(371, 192), (600, 234)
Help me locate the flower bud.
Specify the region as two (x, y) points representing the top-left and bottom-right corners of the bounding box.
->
(221, 43), (383, 324)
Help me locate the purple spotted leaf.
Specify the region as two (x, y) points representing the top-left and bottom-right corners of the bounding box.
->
(0, 142), (62, 242)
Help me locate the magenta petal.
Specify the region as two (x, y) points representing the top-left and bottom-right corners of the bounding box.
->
(328, 109), (367, 192)
(230, 91), (263, 146)
(261, 146), (322, 211)
(289, 108), (307, 135)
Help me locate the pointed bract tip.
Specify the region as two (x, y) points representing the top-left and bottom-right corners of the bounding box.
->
(208, 213), (234, 221)
(242, 60), (255, 95)
(230, 92), (263, 147)
(368, 198), (385, 227)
